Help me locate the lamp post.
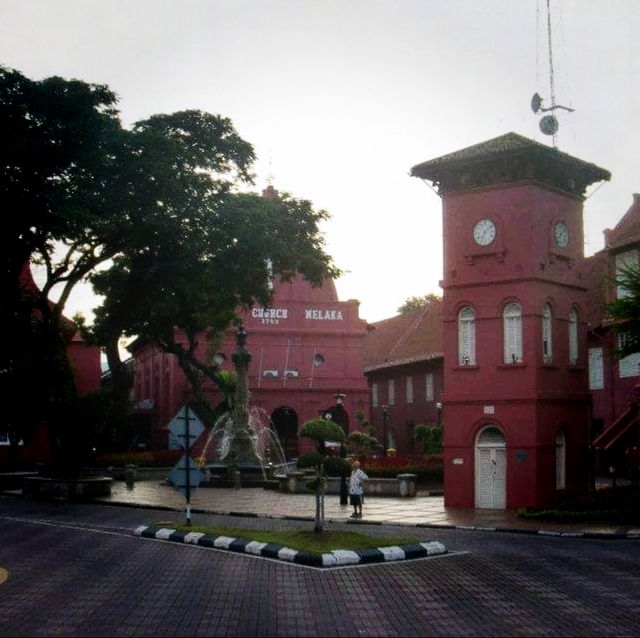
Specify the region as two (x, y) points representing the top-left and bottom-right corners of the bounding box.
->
(436, 402), (443, 429)
(381, 405), (389, 455)
(324, 392), (349, 506)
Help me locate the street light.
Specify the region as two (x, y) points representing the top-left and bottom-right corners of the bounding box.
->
(436, 402), (443, 429)
(325, 392), (349, 506)
(381, 405), (389, 455)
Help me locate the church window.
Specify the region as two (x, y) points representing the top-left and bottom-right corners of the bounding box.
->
(503, 302), (523, 363)
(568, 308), (579, 365)
(458, 306), (476, 365)
(542, 304), (553, 363)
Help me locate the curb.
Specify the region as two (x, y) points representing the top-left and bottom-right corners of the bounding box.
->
(133, 525), (448, 568)
(3, 491), (638, 540)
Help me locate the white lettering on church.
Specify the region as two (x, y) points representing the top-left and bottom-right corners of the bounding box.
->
(304, 309), (344, 321)
(251, 307), (288, 325)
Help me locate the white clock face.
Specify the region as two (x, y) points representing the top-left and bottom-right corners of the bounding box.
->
(473, 218), (496, 246)
(554, 221), (569, 247)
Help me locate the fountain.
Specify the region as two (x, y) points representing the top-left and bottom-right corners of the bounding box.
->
(196, 326), (292, 486)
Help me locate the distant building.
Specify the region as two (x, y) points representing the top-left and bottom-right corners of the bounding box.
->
(130, 274), (369, 457)
(363, 302), (443, 454)
(585, 195), (640, 476)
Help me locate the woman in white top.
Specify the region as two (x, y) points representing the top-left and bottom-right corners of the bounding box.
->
(348, 460), (369, 519)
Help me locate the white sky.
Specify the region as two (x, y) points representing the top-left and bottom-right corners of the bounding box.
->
(2, 0), (638, 323)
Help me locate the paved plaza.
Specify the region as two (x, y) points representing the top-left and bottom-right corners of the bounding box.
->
(0, 496), (639, 637)
(97, 480), (639, 537)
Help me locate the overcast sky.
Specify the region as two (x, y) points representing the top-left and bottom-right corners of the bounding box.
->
(2, 0), (638, 323)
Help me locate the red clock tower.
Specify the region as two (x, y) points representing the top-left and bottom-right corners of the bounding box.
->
(412, 133), (610, 509)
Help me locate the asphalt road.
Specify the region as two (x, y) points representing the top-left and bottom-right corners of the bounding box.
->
(0, 497), (639, 637)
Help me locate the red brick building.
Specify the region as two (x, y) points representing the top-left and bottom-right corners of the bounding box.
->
(363, 302), (443, 453)
(130, 275), (370, 457)
(585, 195), (640, 475)
(411, 132), (611, 509)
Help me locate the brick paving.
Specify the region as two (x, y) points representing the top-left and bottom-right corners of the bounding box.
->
(0, 499), (639, 637)
(95, 480), (639, 536)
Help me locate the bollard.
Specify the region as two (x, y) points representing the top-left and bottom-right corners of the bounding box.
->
(234, 470), (242, 489)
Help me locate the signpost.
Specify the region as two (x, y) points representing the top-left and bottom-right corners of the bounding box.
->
(167, 405), (205, 525)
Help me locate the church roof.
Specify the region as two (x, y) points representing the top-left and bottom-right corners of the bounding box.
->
(411, 132), (610, 197)
(363, 301), (443, 373)
(272, 276), (338, 304)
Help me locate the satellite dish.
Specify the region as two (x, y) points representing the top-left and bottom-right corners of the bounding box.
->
(539, 115), (559, 136)
(531, 92), (543, 113)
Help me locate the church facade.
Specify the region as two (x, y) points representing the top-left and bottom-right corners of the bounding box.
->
(130, 275), (370, 457)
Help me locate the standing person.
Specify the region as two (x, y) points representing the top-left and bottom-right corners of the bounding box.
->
(349, 460), (368, 519)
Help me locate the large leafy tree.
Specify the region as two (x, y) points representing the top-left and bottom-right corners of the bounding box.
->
(1, 65), (337, 466)
(607, 263), (640, 358)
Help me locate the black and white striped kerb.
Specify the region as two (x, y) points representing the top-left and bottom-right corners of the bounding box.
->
(134, 526), (447, 568)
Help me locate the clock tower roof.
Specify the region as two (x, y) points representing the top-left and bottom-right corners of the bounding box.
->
(410, 132), (610, 198)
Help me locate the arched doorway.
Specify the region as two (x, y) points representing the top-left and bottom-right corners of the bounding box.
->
(271, 406), (299, 460)
(475, 426), (506, 509)
(322, 404), (349, 435)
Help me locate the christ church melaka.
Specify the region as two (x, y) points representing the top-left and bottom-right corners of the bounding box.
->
(129, 273), (370, 458)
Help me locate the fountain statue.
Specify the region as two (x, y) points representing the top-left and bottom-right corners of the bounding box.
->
(197, 325), (290, 486)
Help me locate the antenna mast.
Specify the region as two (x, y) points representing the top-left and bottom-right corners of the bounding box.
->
(531, 0), (573, 148)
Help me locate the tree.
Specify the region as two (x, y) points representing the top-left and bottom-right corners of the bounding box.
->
(1, 66), (337, 468)
(397, 293), (442, 314)
(607, 263), (640, 358)
(1, 66), (124, 467)
(414, 423), (443, 455)
(298, 418), (347, 532)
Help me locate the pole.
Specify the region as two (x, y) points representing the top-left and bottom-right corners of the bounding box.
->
(185, 405), (192, 526)
(340, 442), (348, 506)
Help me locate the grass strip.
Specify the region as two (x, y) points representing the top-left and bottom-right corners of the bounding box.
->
(153, 521), (421, 553)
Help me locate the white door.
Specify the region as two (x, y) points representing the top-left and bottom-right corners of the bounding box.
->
(475, 427), (506, 509)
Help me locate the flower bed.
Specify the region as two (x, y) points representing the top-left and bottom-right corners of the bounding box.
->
(360, 454), (443, 481)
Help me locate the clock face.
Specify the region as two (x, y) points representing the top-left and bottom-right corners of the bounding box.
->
(554, 221), (569, 247)
(473, 218), (496, 246)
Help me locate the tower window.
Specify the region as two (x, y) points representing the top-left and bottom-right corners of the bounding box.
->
(503, 302), (523, 364)
(458, 306), (476, 365)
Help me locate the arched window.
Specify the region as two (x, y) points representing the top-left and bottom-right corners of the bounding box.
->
(503, 302), (523, 363)
(568, 308), (579, 365)
(458, 306), (476, 365)
(542, 304), (553, 363)
(555, 431), (566, 490)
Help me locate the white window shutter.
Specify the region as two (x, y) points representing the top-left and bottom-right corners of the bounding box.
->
(503, 303), (523, 363)
(588, 348), (604, 389)
(406, 377), (413, 404)
(458, 307), (476, 365)
(425, 373), (434, 402)
(388, 379), (395, 406)
(619, 336), (640, 378)
(372, 382), (378, 407)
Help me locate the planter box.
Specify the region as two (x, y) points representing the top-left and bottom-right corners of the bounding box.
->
(277, 472), (418, 497)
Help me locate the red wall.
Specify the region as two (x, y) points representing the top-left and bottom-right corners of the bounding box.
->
(441, 182), (591, 508)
